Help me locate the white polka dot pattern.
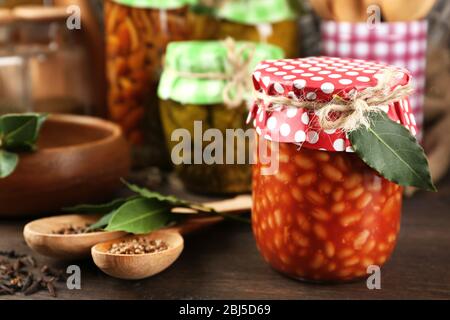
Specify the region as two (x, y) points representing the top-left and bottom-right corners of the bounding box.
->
(321, 20), (427, 141)
(249, 56), (417, 152)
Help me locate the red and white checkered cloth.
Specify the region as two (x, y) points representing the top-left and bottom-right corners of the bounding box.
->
(321, 20), (428, 139)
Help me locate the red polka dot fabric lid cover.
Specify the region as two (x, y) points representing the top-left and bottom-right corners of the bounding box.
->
(248, 56), (418, 152)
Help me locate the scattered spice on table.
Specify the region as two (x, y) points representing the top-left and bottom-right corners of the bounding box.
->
(108, 239), (168, 255)
(0, 250), (66, 297)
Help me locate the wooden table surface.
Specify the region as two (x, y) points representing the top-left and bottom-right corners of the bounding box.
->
(1, 174), (449, 300)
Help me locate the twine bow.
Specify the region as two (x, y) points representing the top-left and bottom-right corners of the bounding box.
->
(221, 38), (256, 108)
(254, 69), (414, 132)
(165, 37), (255, 109)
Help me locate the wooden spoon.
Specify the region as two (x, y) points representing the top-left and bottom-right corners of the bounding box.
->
(381, 0), (436, 21)
(91, 195), (252, 280)
(331, 0), (367, 22)
(309, 0), (334, 20)
(23, 214), (126, 260)
(24, 195), (252, 261)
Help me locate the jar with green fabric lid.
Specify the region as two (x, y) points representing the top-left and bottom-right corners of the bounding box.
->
(158, 40), (284, 194)
(215, 0), (299, 58)
(104, 0), (198, 168)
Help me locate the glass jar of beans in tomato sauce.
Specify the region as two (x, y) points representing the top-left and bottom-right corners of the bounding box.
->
(249, 57), (422, 282)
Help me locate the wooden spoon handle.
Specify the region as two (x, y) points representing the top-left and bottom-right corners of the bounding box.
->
(204, 195), (252, 213)
(309, 0), (334, 20)
(332, 0), (366, 22)
(167, 195), (252, 235)
(164, 216), (222, 236)
(382, 0), (436, 21)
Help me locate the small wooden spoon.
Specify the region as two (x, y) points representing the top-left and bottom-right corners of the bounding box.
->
(91, 195), (252, 280)
(23, 214), (126, 260)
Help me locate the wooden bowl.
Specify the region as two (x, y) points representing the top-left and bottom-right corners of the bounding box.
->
(23, 214), (126, 260)
(0, 114), (130, 217)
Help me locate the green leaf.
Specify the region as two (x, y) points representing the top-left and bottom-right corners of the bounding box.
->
(87, 211), (116, 231)
(0, 150), (19, 178)
(123, 179), (211, 213)
(0, 113), (47, 151)
(63, 196), (139, 214)
(105, 198), (174, 234)
(349, 113), (436, 191)
(123, 179), (187, 206)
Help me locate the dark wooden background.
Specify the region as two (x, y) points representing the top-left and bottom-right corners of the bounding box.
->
(1, 174), (449, 300)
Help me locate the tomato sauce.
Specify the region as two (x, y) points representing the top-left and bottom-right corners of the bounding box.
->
(252, 136), (402, 282)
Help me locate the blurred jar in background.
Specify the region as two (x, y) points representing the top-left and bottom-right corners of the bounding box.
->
(13, 5), (93, 115)
(104, 0), (196, 169)
(215, 0), (299, 57)
(0, 9), (29, 115)
(0, 9), (14, 47)
(158, 40), (284, 194)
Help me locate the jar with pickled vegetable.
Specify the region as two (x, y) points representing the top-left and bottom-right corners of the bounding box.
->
(249, 57), (435, 282)
(158, 40), (284, 195)
(216, 0), (299, 58)
(104, 0), (197, 168)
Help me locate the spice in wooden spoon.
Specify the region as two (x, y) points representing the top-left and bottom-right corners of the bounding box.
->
(91, 195), (252, 280)
(108, 238), (168, 255)
(53, 224), (98, 235)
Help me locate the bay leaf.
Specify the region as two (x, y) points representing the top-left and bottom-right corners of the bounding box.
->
(0, 113), (47, 151)
(87, 211), (116, 231)
(0, 150), (18, 178)
(349, 113), (436, 191)
(123, 180), (185, 205)
(123, 179), (212, 213)
(105, 198), (174, 234)
(64, 196), (139, 214)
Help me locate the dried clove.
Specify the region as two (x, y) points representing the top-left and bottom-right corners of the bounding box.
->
(0, 251), (65, 297)
(21, 274), (33, 292)
(0, 284), (14, 295)
(13, 259), (23, 271)
(45, 281), (56, 298)
(40, 265), (49, 274)
(0, 250), (25, 259)
(20, 256), (36, 268)
(23, 280), (40, 296)
(41, 265), (66, 282)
